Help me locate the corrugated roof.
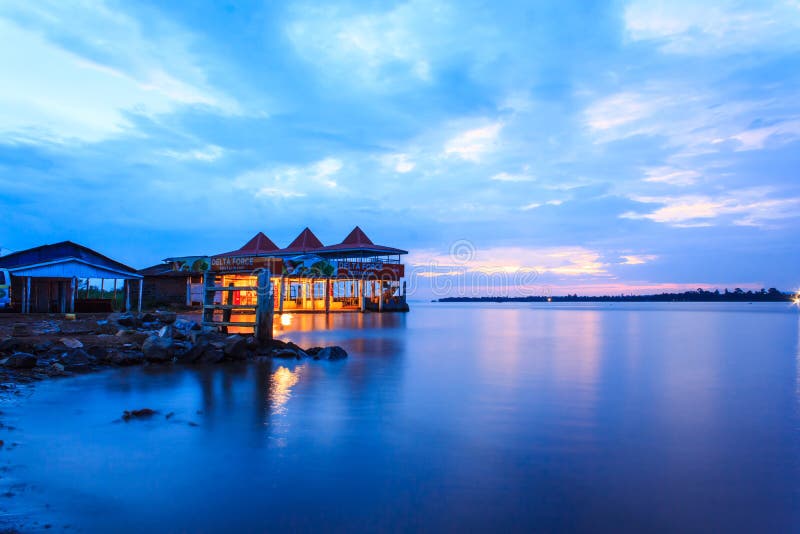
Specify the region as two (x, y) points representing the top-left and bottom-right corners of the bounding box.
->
(0, 241), (139, 275)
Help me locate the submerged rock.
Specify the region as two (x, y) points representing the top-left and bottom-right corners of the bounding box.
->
(122, 408), (156, 421)
(59, 337), (84, 349)
(316, 346), (348, 361)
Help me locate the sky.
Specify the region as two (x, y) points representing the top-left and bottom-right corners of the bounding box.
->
(0, 0), (799, 297)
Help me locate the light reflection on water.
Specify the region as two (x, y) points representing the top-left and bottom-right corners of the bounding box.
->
(1, 302), (799, 532)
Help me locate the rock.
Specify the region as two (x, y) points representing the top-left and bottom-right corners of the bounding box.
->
(59, 349), (95, 371)
(155, 311), (177, 324)
(33, 341), (55, 353)
(158, 325), (173, 338)
(223, 335), (248, 360)
(141, 313), (156, 323)
(5, 353), (38, 369)
(272, 348), (303, 360)
(122, 408), (156, 421)
(115, 313), (138, 327)
(200, 347), (225, 364)
(142, 335), (174, 362)
(317, 346), (348, 361)
(306, 346), (323, 356)
(109, 351), (144, 366)
(59, 337), (84, 349)
(0, 338), (34, 354)
(174, 318), (193, 331)
(11, 324), (31, 337)
(47, 362), (66, 376)
(85, 345), (108, 361)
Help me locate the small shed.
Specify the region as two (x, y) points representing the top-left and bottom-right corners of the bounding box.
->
(0, 241), (143, 313)
(139, 262), (204, 307)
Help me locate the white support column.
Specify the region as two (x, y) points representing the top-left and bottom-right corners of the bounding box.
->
(359, 278), (366, 312)
(125, 280), (131, 312)
(324, 278), (331, 314)
(137, 278), (143, 312)
(186, 277), (192, 306)
(113, 279), (118, 311)
(70, 277), (76, 313)
(25, 276), (31, 314)
(278, 276), (285, 314)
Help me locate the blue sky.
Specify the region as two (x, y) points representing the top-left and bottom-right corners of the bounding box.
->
(1, 0), (799, 296)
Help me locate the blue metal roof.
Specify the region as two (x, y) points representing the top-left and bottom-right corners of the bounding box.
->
(0, 241), (139, 277)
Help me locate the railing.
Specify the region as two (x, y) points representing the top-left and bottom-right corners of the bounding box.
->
(202, 270), (273, 344)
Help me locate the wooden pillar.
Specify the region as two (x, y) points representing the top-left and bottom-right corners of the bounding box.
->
(255, 269), (273, 346)
(202, 273), (215, 325)
(70, 277), (76, 313)
(113, 279), (118, 311)
(222, 275), (234, 334)
(311, 279), (316, 311)
(186, 277), (192, 306)
(125, 280), (131, 312)
(359, 278), (366, 312)
(137, 278), (143, 312)
(378, 280), (384, 312)
(324, 278), (331, 314)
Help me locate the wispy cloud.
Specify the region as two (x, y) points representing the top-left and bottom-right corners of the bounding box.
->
(0, 1), (238, 145)
(444, 122), (503, 162)
(235, 158), (344, 199)
(621, 188), (800, 228)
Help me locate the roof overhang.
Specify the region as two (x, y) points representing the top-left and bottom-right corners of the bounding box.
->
(8, 258), (142, 279)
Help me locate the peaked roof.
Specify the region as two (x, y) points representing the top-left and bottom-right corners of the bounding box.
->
(214, 231), (279, 257)
(341, 226), (374, 247)
(317, 226), (407, 255)
(239, 232), (279, 253)
(0, 241), (139, 275)
(282, 227), (324, 253)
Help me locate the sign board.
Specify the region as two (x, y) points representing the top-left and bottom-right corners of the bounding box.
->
(210, 255), (283, 273)
(337, 261), (404, 280)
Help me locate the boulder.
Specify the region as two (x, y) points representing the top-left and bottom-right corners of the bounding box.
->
(0, 338), (34, 354)
(47, 362), (66, 376)
(199, 347), (225, 364)
(316, 346), (348, 361)
(33, 341), (55, 354)
(223, 335), (248, 360)
(142, 335), (174, 362)
(109, 351), (144, 366)
(60, 348), (94, 366)
(155, 311), (177, 324)
(115, 313), (138, 327)
(158, 325), (173, 339)
(305, 346), (323, 356)
(85, 345), (109, 361)
(59, 337), (84, 349)
(5, 353), (38, 369)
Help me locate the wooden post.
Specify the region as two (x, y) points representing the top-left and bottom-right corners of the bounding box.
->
(222, 275), (234, 334)
(255, 269), (273, 346)
(70, 277), (76, 313)
(113, 279), (118, 311)
(378, 280), (384, 312)
(324, 278), (331, 314)
(137, 278), (143, 312)
(186, 277), (192, 306)
(203, 273), (215, 325)
(125, 280), (131, 312)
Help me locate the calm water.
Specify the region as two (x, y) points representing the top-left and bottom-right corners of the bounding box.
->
(2, 302), (799, 532)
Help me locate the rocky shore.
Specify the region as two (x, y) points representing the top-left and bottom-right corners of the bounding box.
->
(0, 312), (347, 386)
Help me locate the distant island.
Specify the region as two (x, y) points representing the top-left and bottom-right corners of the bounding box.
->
(438, 288), (796, 303)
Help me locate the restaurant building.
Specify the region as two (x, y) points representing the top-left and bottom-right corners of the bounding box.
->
(147, 226), (408, 314)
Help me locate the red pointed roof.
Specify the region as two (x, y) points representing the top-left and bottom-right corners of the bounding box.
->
(341, 226), (374, 247)
(213, 231), (279, 257)
(239, 232), (278, 253)
(282, 227), (324, 253)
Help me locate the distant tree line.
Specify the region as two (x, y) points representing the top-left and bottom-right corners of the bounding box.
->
(438, 288), (794, 303)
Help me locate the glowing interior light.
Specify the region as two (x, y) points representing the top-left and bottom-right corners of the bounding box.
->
(280, 313), (293, 326)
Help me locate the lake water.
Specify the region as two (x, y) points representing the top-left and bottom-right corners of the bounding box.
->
(2, 302), (799, 532)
